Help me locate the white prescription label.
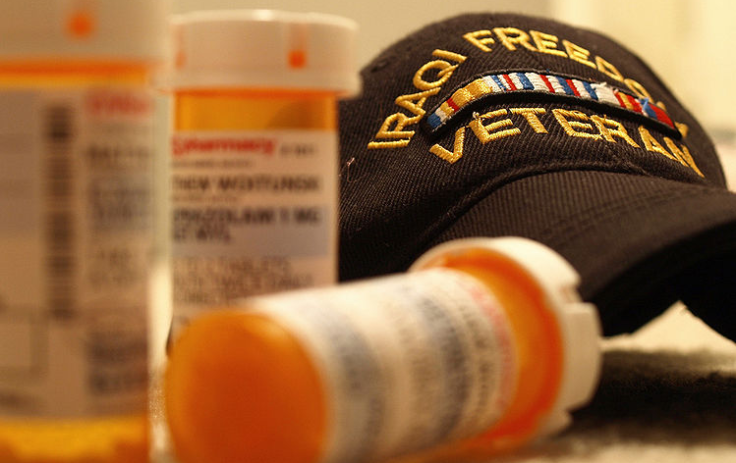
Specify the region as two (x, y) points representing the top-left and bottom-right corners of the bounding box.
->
(170, 130), (338, 328)
(0, 88), (154, 418)
(250, 268), (518, 463)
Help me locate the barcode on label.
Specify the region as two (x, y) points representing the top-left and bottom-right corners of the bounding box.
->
(44, 105), (76, 319)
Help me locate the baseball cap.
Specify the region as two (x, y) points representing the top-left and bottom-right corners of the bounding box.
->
(338, 12), (736, 339)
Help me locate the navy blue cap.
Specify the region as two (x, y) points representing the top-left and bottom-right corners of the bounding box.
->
(338, 13), (736, 338)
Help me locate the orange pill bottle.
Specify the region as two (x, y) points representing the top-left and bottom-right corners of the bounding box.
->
(165, 237), (601, 463)
(166, 10), (359, 338)
(0, 1), (167, 462)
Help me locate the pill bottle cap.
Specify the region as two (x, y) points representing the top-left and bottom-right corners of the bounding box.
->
(410, 237), (602, 439)
(0, 0), (168, 62)
(168, 9), (360, 94)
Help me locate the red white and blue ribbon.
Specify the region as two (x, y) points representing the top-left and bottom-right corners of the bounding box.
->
(426, 71), (675, 132)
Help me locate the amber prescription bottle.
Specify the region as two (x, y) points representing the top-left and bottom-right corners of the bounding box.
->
(0, 1), (167, 462)
(166, 10), (359, 337)
(165, 237), (602, 463)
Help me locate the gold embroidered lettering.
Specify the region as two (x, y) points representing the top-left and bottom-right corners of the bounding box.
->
(511, 108), (548, 133)
(676, 122), (689, 138)
(493, 27), (538, 52)
(374, 113), (416, 140)
(367, 140), (411, 149)
(469, 109), (521, 143)
(591, 115), (639, 147)
(623, 78), (651, 100)
(430, 127), (466, 163)
(639, 126), (703, 176)
(459, 27), (669, 113)
(665, 137), (704, 176)
(463, 30), (495, 52)
(623, 78), (663, 110)
(394, 88), (441, 120)
(367, 50), (466, 151)
(432, 49), (467, 63)
(639, 125), (674, 159)
(553, 109), (601, 139)
(596, 56), (624, 82)
(413, 59), (460, 90)
(563, 40), (596, 68)
(529, 30), (567, 57)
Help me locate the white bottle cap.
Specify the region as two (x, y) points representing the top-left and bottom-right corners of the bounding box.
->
(410, 237), (602, 440)
(0, 0), (168, 62)
(168, 9), (360, 94)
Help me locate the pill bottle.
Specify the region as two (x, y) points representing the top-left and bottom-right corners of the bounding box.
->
(166, 10), (359, 339)
(0, 1), (167, 462)
(164, 237), (601, 463)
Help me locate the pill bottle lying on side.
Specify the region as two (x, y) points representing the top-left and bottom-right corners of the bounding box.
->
(164, 237), (602, 463)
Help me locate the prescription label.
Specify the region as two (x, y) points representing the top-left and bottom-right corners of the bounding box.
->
(250, 268), (518, 463)
(0, 88), (153, 418)
(170, 131), (338, 330)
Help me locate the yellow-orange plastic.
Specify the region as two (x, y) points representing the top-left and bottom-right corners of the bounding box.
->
(0, 61), (153, 463)
(165, 86), (340, 463)
(395, 249), (565, 463)
(164, 312), (327, 463)
(0, 415), (149, 463)
(0, 61), (151, 86)
(164, 248), (566, 463)
(166, 87), (337, 354)
(172, 89), (337, 131)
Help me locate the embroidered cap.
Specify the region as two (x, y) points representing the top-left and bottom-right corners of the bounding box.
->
(339, 13), (736, 338)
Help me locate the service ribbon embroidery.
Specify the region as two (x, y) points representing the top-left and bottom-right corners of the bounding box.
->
(426, 71), (675, 134)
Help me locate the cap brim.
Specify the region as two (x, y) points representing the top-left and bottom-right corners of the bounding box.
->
(426, 169), (736, 336)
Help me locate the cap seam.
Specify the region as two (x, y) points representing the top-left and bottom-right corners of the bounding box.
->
(404, 165), (630, 265)
(544, 185), (722, 246)
(408, 168), (720, 270)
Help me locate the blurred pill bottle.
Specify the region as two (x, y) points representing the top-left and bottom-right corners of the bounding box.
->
(166, 10), (359, 339)
(164, 237), (601, 463)
(0, 1), (167, 462)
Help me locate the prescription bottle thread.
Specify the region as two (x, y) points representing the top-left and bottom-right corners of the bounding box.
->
(0, 1), (166, 462)
(398, 238), (601, 462)
(167, 10), (358, 338)
(164, 237), (602, 463)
